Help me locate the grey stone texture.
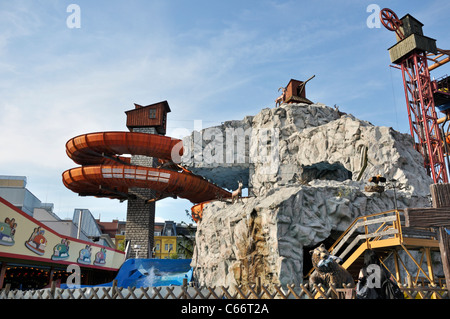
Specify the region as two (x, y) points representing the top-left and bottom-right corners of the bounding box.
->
(126, 127), (158, 259)
(188, 102), (433, 289)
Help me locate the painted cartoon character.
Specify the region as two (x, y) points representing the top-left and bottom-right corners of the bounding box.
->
(52, 238), (70, 260)
(93, 248), (107, 266)
(0, 217), (17, 246)
(25, 227), (47, 255)
(77, 245), (92, 264)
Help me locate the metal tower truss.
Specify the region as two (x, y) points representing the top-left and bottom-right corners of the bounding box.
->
(381, 8), (449, 183)
(399, 51), (448, 183)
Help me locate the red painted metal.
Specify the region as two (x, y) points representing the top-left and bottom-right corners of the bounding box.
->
(380, 8), (404, 39)
(381, 8), (449, 183)
(63, 132), (231, 210)
(400, 52), (448, 183)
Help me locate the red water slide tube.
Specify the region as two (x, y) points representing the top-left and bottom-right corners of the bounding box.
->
(62, 132), (231, 210)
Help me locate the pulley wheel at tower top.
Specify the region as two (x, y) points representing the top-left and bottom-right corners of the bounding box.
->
(380, 8), (401, 32)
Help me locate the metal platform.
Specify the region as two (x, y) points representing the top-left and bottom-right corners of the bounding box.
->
(327, 209), (445, 287)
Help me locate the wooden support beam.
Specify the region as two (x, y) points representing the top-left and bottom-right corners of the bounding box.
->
(430, 183), (450, 208)
(404, 207), (450, 228)
(411, 183), (450, 292)
(438, 227), (450, 292)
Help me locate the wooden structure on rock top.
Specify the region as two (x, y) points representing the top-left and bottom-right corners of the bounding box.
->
(318, 184), (450, 292)
(282, 76), (315, 105)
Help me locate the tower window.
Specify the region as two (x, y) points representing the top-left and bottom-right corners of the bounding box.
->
(149, 109), (157, 119)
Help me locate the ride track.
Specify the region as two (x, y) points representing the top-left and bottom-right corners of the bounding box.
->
(62, 131), (231, 221)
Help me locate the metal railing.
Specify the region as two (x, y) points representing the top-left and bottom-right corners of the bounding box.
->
(329, 209), (404, 261)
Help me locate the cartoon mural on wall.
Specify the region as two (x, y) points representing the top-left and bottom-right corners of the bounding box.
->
(94, 248), (107, 266)
(77, 245), (92, 265)
(51, 238), (70, 261)
(0, 197), (125, 269)
(25, 227), (47, 255)
(0, 217), (17, 246)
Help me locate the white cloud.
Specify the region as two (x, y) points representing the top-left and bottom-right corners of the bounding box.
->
(155, 216), (165, 223)
(2, 0), (450, 223)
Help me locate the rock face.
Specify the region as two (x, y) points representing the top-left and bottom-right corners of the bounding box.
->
(181, 116), (253, 191)
(188, 103), (433, 289)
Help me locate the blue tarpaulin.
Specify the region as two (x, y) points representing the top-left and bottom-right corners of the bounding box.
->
(61, 258), (193, 289)
(112, 258), (193, 288)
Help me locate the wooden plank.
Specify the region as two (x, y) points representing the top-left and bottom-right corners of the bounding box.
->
(360, 228), (399, 240)
(430, 183), (450, 208)
(404, 207), (450, 227)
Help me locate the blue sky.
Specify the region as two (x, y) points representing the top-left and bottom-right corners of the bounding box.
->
(1, 0), (450, 223)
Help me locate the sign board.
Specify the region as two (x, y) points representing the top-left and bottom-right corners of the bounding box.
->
(0, 197), (125, 271)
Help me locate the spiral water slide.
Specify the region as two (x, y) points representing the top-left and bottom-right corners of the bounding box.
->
(62, 132), (231, 215)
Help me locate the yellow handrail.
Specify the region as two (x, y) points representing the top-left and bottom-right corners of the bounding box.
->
(329, 209), (404, 257)
(306, 210), (405, 279)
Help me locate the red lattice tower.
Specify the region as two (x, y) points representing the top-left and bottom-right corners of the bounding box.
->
(381, 8), (448, 183)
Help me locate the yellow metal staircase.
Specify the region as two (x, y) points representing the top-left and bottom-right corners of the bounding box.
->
(328, 209), (442, 286)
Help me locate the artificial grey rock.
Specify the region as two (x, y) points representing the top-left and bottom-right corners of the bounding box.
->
(188, 102), (433, 290)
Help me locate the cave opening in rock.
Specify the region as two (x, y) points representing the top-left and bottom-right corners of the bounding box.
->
(301, 161), (352, 183)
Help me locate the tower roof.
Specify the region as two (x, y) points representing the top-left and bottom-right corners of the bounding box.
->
(125, 100), (171, 133)
(125, 100), (171, 115)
